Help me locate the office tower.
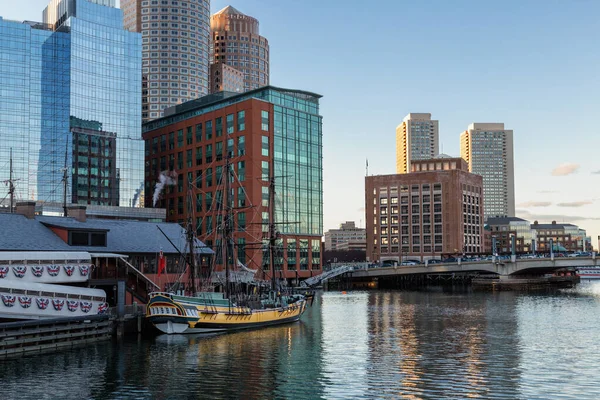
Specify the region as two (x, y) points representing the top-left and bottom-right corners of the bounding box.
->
(324, 221), (366, 251)
(210, 6), (269, 92)
(396, 113), (439, 174)
(143, 86), (323, 277)
(366, 157), (484, 263)
(209, 63), (244, 93)
(0, 0), (142, 208)
(460, 123), (515, 220)
(121, 0), (211, 122)
(143, 86), (323, 279)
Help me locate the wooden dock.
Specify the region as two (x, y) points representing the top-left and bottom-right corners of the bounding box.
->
(0, 315), (112, 359)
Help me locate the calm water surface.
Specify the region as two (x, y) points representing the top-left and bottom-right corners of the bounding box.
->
(3, 281), (600, 399)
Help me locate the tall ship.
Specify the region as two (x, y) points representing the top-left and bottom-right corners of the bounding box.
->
(146, 158), (310, 334)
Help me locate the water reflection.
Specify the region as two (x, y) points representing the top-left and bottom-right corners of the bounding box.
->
(2, 284), (600, 399)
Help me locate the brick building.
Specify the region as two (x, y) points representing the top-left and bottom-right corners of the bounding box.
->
(365, 157), (484, 263)
(532, 221), (590, 252)
(142, 86), (323, 281)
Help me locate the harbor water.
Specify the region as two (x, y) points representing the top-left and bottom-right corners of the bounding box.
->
(3, 281), (600, 399)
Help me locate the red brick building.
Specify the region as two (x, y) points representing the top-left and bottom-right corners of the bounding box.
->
(365, 157), (484, 263)
(142, 87), (323, 281)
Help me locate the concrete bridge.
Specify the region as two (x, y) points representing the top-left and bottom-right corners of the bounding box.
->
(351, 256), (600, 279)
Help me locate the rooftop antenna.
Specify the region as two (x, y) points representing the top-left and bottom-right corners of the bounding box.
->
(366, 158), (369, 176)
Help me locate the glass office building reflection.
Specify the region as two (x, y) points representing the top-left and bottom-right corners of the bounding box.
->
(0, 0), (143, 208)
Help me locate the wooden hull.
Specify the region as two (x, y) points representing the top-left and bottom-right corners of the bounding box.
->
(146, 293), (307, 335)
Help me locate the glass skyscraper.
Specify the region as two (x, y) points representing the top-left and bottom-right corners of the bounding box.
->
(0, 0), (143, 208)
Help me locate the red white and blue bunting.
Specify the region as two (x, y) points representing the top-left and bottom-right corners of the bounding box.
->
(32, 266), (44, 277)
(0, 266), (8, 278)
(52, 299), (65, 311)
(36, 297), (50, 310)
(67, 300), (79, 312)
(18, 296), (32, 308)
(80, 301), (93, 313)
(98, 302), (109, 315)
(79, 265), (91, 276)
(12, 266), (27, 278)
(1, 294), (15, 307)
(47, 265), (60, 277)
(64, 266), (75, 276)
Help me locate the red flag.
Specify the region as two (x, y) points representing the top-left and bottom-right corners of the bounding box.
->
(158, 250), (166, 277)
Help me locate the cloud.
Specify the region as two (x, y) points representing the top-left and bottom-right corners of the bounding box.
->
(551, 163), (580, 176)
(515, 209), (600, 223)
(556, 201), (593, 208)
(592, 170), (600, 175)
(517, 201), (552, 207)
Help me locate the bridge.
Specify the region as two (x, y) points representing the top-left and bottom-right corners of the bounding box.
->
(351, 256), (600, 279)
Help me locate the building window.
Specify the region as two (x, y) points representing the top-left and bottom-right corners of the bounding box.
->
(261, 136), (269, 157)
(195, 123), (202, 142)
(237, 161), (245, 181)
(196, 147), (202, 166)
(238, 136), (245, 156)
(226, 114), (234, 134)
(262, 161), (269, 181)
(186, 126), (193, 144)
(287, 239), (297, 270)
(237, 111), (245, 131)
(216, 117), (223, 137)
(205, 120), (213, 140)
(261, 110), (269, 131)
(177, 129), (183, 147)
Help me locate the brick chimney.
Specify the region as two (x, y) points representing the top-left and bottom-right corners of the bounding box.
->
(67, 205), (87, 222)
(15, 201), (36, 219)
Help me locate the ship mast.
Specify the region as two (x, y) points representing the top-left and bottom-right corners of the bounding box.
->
(187, 214), (197, 296)
(223, 156), (231, 299)
(62, 139), (69, 217)
(8, 148), (15, 213)
(269, 175), (277, 292)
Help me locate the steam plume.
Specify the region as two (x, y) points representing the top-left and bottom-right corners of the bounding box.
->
(153, 170), (177, 207)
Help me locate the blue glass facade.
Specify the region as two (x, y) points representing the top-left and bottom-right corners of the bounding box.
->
(0, 0), (142, 208)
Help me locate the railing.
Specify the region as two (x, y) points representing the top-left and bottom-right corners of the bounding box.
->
(300, 265), (354, 287)
(119, 257), (160, 290)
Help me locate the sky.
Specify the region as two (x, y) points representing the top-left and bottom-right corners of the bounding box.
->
(7, 0), (600, 247)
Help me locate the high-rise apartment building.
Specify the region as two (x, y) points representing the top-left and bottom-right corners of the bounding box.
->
(210, 6), (269, 92)
(460, 123), (515, 220)
(142, 86), (323, 280)
(324, 221), (366, 251)
(0, 0), (143, 208)
(121, 0), (211, 122)
(396, 113), (439, 174)
(366, 157), (484, 263)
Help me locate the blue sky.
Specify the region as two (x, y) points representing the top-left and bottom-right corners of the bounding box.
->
(9, 0), (600, 247)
